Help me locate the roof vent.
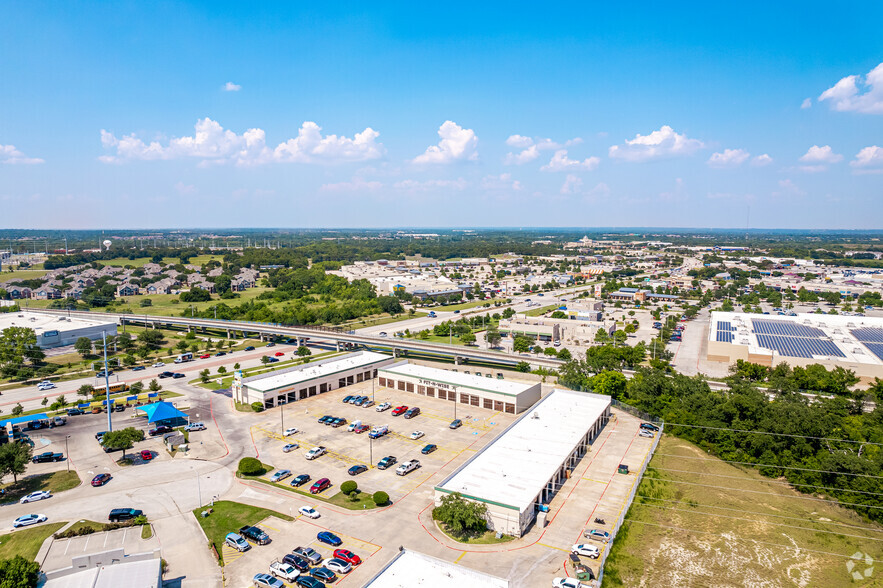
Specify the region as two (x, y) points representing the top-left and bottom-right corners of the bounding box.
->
(532, 412), (540, 419)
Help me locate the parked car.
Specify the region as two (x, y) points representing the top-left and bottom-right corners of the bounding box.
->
(294, 577), (325, 588)
(225, 532), (250, 552)
(326, 558), (352, 574)
(330, 417), (347, 428)
(318, 415), (333, 424)
(353, 424), (370, 434)
(553, 578), (588, 588)
(333, 548), (362, 565)
(409, 431), (424, 440)
(149, 425), (173, 436)
(172, 373), (185, 379)
(403, 407), (421, 419)
(342, 395), (354, 403)
(348, 465), (368, 476)
(449, 419), (463, 429)
(244, 346), (255, 351)
(283, 443), (299, 453)
(305, 446), (327, 460)
(31, 451), (63, 463)
(132, 366), (146, 371)
(268, 561), (299, 582)
(108, 508), (143, 522)
(239, 525), (270, 545)
(347, 420), (362, 432)
(639, 430), (654, 438)
(376, 402), (392, 412)
(290, 474), (311, 487)
(66, 408), (84, 416)
(252, 573), (284, 588)
(265, 342), (276, 347)
(310, 478), (331, 494)
(13, 514), (47, 528)
(270, 469), (292, 482)
(282, 553), (310, 572)
(152, 362), (165, 368)
(185, 422), (206, 432)
(377, 456), (397, 470)
(396, 459), (421, 476)
(91, 473), (111, 487)
(421, 444), (437, 455)
(640, 422), (660, 432)
(298, 506), (320, 519)
(368, 425), (388, 439)
(391, 405), (408, 416)
(584, 528), (610, 542)
(571, 543), (600, 558)
(361, 400), (375, 408)
(140, 450), (153, 461)
(293, 546), (322, 564)
(283, 427), (298, 436)
(19, 491), (51, 504)
(310, 567), (338, 583)
(317, 531), (342, 546)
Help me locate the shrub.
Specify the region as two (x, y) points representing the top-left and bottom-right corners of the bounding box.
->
(250, 402), (264, 412)
(340, 480), (357, 495)
(238, 457), (265, 476)
(372, 491), (389, 506)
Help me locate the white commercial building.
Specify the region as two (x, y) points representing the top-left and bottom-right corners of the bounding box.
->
(0, 311), (117, 348)
(43, 548), (162, 588)
(435, 389), (611, 537)
(377, 362), (541, 415)
(233, 351), (396, 408)
(362, 548), (509, 588)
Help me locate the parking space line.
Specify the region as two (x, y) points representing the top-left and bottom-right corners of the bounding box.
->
(453, 550), (467, 564)
(581, 477), (608, 484)
(538, 542), (570, 553)
(262, 524), (281, 532)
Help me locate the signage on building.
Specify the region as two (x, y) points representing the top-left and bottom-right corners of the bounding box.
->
(418, 378), (458, 392)
(43, 330), (59, 337)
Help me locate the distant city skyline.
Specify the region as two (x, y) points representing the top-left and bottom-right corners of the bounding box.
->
(1, 2), (882, 229)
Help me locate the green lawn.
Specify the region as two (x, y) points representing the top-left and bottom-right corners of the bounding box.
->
(339, 312), (427, 329)
(435, 300), (495, 312)
(525, 303), (562, 317)
(191, 350), (343, 387)
(0, 471), (80, 505)
(435, 522), (514, 544)
(0, 267), (48, 282)
(114, 286), (272, 317)
(0, 522), (66, 560)
(245, 476), (379, 511)
(192, 500), (293, 566)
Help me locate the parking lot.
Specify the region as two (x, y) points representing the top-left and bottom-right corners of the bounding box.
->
(248, 379), (517, 504)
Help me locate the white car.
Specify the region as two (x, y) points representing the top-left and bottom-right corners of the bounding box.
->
(13, 514), (47, 528)
(19, 491), (51, 504)
(282, 443), (299, 453)
(347, 420), (362, 432)
(298, 506), (320, 519)
(305, 446), (326, 460)
(326, 557), (352, 574)
(409, 431), (425, 440)
(152, 361), (165, 367)
(553, 579), (587, 588)
(37, 382), (56, 390)
(571, 543), (600, 558)
(184, 422), (206, 432)
(283, 427), (298, 436)
(268, 561), (299, 582)
(376, 402), (392, 412)
(639, 430), (655, 438)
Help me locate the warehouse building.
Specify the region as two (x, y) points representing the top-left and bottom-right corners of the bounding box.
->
(377, 362), (541, 414)
(434, 389), (611, 537)
(0, 311), (117, 349)
(232, 351), (396, 408)
(362, 548), (508, 587)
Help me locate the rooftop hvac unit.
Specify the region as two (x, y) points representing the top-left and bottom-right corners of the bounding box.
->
(532, 412), (540, 419)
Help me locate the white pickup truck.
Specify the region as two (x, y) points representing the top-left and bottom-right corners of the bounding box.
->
(396, 459), (421, 476)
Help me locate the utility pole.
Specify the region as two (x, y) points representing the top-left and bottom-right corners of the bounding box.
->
(102, 332), (113, 432)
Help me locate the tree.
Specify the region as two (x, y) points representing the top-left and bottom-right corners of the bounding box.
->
(148, 379), (161, 392)
(55, 395), (67, 409)
(372, 491), (389, 506)
(591, 370), (628, 399)
(513, 336), (531, 353)
(175, 339), (189, 353)
(551, 311), (567, 319)
(433, 492), (489, 536)
(218, 366), (227, 374)
(129, 381), (144, 394)
(116, 332), (134, 351)
(74, 337), (93, 358)
(140, 298), (153, 307)
(515, 361), (531, 373)
(557, 348), (572, 361)
(501, 307), (515, 319)
(460, 332), (476, 345)
(296, 346), (312, 357)
(0, 555), (40, 588)
(260, 355), (270, 365)
(340, 480), (358, 494)
(11, 404), (23, 416)
(180, 287), (211, 303)
(0, 441), (31, 482)
(77, 384), (94, 397)
(122, 354), (136, 366)
(238, 457), (265, 476)
(544, 347), (558, 356)
(137, 330), (165, 350)
(101, 427), (144, 459)
(199, 369), (210, 383)
(595, 328), (610, 343)
(0, 327), (45, 375)
(41, 397), (48, 406)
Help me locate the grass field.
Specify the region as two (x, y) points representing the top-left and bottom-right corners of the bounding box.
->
(0, 267), (48, 282)
(245, 475), (380, 511)
(602, 435), (883, 587)
(0, 522), (66, 560)
(340, 311), (428, 330)
(98, 254), (225, 268)
(525, 303), (561, 317)
(191, 500), (293, 565)
(435, 300), (494, 312)
(0, 471), (81, 505)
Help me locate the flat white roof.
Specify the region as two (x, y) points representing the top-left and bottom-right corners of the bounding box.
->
(44, 559), (161, 588)
(438, 389), (610, 513)
(243, 351), (390, 393)
(0, 311), (116, 334)
(363, 549), (508, 588)
(379, 362), (535, 397)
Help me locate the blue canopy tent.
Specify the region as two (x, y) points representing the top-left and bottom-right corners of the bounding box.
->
(136, 401), (188, 426)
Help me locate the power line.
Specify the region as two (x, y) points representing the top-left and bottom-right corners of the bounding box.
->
(636, 495), (883, 534)
(657, 468), (883, 498)
(663, 422), (883, 446)
(640, 476), (883, 510)
(622, 519), (873, 561)
(654, 452), (883, 480)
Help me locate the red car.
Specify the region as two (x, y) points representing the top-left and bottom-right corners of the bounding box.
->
(310, 478), (331, 494)
(354, 424), (370, 434)
(140, 450), (153, 461)
(199, 354), (211, 359)
(91, 473), (111, 487)
(333, 549), (362, 566)
(274, 352), (284, 357)
(391, 405), (408, 416)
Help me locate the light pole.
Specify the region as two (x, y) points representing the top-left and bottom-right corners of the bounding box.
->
(65, 435), (70, 472)
(369, 436), (373, 465)
(280, 399), (284, 431)
(194, 465), (201, 508)
(102, 332), (112, 432)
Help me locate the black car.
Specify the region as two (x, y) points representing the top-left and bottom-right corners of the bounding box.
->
(342, 395), (354, 404)
(295, 577), (325, 588)
(238, 525), (270, 545)
(132, 366), (146, 371)
(266, 357), (279, 363)
(158, 371), (174, 379)
(114, 404), (125, 412)
(348, 464), (368, 476)
(244, 346), (255, 351)
(640, 422), (660, 432)
(318, 415), (333, 424)
(421, 444), (437, 455)
(32, 451), (64, 463)
(282, 553), (310, 572)
(95, 370), (113, 378)
(215, 352), (226, 357)
(172, 373), (185, 379)
(310, 567), (337, 583)
(266, 342), (276, 347)
(67, 408), (84, 416)
(290, 474), (311, 487)
(149, 425), (173, 436)
(108, 508), (143, 522)
(403, 407), (421, 419)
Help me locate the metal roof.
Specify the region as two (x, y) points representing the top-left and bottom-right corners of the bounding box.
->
(0, 413), (49, 428)
(363, 549), (508, 587)
(379, 362), (537, 397)
(242, 351), (391, 393)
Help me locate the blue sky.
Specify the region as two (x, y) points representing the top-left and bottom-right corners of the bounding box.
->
(1, 2), (882, 229)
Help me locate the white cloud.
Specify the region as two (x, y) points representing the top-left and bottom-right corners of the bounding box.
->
(99, 118), (385, 165)
(818, 62), (883, 114)
(0, 143), (44, 165)
(174, 182), (196, 195)
(503, 135), (581, 165)
(319, 177), (383, 192)
(774, 179), (806, 197)
(503, 145), (541, 165)
(223, 82), (242, 92)
(480, 173), (521, 191)
(560, 174), (583, 194)
(541, 149), (600, 172)
(608, 125), (704, 162)
(505, 135), (533, 149)
(850, 145), (883, 172)
(412, 121), (478, 164)
(751, 154), (773, 166)
(801, 98), (812, 109)
(797, 145), (842, 171)
(707, 148), (750, 167)
(393, 178), (468, 191)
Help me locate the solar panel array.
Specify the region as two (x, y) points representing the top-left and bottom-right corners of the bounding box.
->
(755, 334), (845, 358)
(752, 319), (825, 338)
(861, 343), (883, 361)
(717, 321), (736, 331)
(716, 331), (734, 343)
(851, 328), (883, 361)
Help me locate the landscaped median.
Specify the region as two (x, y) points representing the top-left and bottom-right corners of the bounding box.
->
(236, 458), (388, 510)
(0, 522), (66, 560)
(191, 500), (293, 566)
(0, 471), (80, 506)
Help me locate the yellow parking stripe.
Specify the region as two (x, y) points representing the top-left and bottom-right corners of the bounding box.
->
(537, 542), (571, 553)
(453, 551), (467, 564)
